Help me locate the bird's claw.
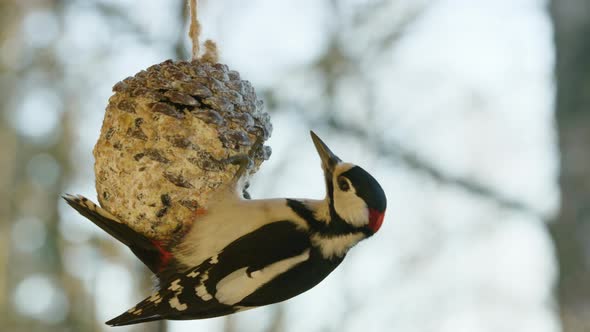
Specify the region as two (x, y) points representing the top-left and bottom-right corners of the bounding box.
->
(222, 136), (264, 198)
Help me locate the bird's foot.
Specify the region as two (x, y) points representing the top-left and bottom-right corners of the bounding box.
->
(221, 136), (265, 199)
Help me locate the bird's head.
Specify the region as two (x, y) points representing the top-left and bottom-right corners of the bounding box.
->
(310, 131), (387, 236)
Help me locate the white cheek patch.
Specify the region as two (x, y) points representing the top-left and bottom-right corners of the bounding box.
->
(333, 189), (369, 227)
(331, 163), (370, 227)
(214, 250), (311, 305)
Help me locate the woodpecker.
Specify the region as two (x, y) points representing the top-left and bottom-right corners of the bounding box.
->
(63, 131), (386, 326)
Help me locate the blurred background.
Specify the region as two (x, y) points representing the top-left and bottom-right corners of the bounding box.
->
(0, 0), (588, 331)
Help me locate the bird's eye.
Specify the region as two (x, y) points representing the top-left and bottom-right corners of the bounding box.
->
(338, 177), (350, 192)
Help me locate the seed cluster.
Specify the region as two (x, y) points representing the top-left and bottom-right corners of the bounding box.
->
(94, 60), (272, 240)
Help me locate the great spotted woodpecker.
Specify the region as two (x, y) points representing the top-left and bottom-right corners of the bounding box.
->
(63, 131), (386, 326)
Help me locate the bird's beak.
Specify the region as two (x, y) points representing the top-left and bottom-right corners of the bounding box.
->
(310, 131), (341, 172)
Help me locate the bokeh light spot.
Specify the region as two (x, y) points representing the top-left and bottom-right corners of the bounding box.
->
(26, 153), (61, 188)
(22, 9), (59, 48)
(13, 274), (69, 324)
(10, 88), (62, 140)
(11, 216), (46, 253)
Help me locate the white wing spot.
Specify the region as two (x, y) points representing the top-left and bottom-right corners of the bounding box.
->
(169, 296), (188, 311)
(165, 278), (188, 311)
(127, 307), (143, 315)
(168, 279), (182, 291)
(195, 284), (213, 301)
(215, 249), (310, 305)
(195, 271), (212, 301)
(148, 292), (162, 304)
(210, 255), (219, 264)
(187, 270), (200, 278)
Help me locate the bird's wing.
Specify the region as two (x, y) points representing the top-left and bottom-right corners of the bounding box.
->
(106, 220), (311, 326)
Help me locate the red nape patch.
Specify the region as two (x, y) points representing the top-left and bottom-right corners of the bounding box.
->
(151, 240), (173, 272)
(368, 209), (385, 233)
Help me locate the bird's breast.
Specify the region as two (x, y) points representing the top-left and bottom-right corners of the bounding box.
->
(173, 198), (308, 268)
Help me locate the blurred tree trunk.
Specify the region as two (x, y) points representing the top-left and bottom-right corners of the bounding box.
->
(549, 0), (590, 330)
(0, 96), (18, 329)
(0, 3), (18, 325)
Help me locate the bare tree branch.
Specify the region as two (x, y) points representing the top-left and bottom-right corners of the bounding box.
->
(272, 90), (545, 220)
(323, 115), (546, 220)
(286, 1), (546, 221)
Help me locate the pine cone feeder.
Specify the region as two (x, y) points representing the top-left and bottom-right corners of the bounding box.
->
(93, 60), (272, 240)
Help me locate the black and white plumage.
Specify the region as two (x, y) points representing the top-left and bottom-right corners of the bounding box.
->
(63, 131), (386, 326)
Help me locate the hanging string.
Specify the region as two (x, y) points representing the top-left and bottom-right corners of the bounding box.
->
(188, 0), (201, 60)
(188, 0), (219, 63)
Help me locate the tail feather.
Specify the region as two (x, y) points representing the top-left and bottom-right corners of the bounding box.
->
(106, 311), (163, 327)
(105, 283), (169, 326)
(104, 264), (237, 326)
(62, 194), (168, 274)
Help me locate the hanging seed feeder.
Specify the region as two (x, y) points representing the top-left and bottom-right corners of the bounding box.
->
(92, 3), (272, 240)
